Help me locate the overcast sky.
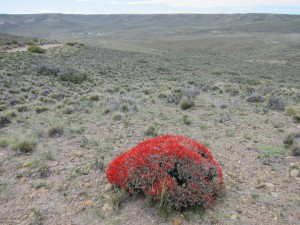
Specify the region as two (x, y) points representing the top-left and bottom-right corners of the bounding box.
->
(1, 0), (300, 14)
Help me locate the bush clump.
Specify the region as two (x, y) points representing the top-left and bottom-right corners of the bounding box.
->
(180, 96), (195, 110)
(106, 135), (223, 210)
(0, 115), (11, 128)
(58, 68), (88, 84)
(36, 63), (62, 76)
(284, 130), (300, 156)
(11, 135), (37, 153)
(27, 45), (46, 54)
(48, 123), (64, 137)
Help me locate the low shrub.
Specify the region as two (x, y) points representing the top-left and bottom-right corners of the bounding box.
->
(284, 130), (300, 156)
(27, 45), (46, 54)
(48, 123), (64, 137)
(0, 115), (11, 128)
(180, 96), (195, 110)
(268, 97), (285, 111)
(35, 106), (48, 114)
(36, 63), (62, 76)
(292, 139), (300, 156)
(106, 135), (223, 210)
(286, 105), (297, 117)
(144, 125), (158, 137)
(58, 68), (88, 84)
(16, 104), (29, 112)
(11, 135), (37, 153)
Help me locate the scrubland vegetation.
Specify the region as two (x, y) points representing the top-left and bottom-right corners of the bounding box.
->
(0, 14), (300, 224)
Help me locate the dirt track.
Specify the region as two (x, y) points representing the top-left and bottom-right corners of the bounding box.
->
(3, 44), (63, 52)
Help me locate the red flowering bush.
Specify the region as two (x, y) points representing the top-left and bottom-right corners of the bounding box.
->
(106, 135), (223, 209)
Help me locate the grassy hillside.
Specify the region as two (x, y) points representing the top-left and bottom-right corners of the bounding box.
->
(0, 36), (299, 224)
(0, 14), (300, 224)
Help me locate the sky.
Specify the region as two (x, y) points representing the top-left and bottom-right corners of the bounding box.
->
(0, 0), (300, 14)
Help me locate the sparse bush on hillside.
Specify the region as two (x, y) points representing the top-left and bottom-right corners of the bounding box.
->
(48, 123), (64, 137)
(284, 130), (300, 156)
(36, 63), (62, 76)
(106, 135), (224, 210)
(268, 97), (285, 111)
(11, 134), (37, 153)
(35, 106), (48, 114)
(180, 96), (195, 110)
(27, 45), (46, 54)
(58, 68), (88, 84)
(0, 115), (11, 128)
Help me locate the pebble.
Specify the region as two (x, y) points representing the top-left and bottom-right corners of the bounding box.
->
(19, 177), (27, 184)
(102, 203), (113, 212)
(84, 182), (91, 188)
(75, 151), (83, 157)
(256, 182), (274, 189)
(224, 143), (232, 150)
(290, 169), (299, 177)
(271, 192), (278, 198)
(227, 172), (238, 178)
(231, 214), (238, 220)
(172, 216), (183, 225)
(265, 182), (275, 188)
(83, 200), (93, 206)
(104, 183), (113, 192)
(48, 161), (58, 167)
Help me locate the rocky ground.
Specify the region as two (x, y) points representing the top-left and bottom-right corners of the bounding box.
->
(0, 41), (299, 225)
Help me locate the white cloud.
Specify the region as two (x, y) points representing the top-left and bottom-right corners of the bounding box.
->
(109, 0), (300, 7)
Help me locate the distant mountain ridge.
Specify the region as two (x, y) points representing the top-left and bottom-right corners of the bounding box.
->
(1, 13), (300, 39)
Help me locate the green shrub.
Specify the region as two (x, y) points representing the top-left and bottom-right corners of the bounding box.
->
(27, 45), (46, 54)
(35, 106), (48, 114)
(293, 114), (300, 123)
(0, 115), (11, 128)
(11, 135), (37, 153)
(183, 115), (192, 125)
(284, 131), (300, 146)
(291, 140), (300, 156)
(180, 96), (195, 110)
(144, 125), (158, 137)
(58, 68), (88, 84)
(16, 104), (29, 112)
(48, 123), (64, 137)
(286, 105), (297, 117)
(283, 131), (300, 156)
(0, 104), (6, 111)
(5, 111), (17, 119)
(89, 94), (100, 101)
(63, 106), (74, 114)
(112, 113), (122, 121)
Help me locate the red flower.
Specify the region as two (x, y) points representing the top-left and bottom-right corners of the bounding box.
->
(106, 135), (223, 209)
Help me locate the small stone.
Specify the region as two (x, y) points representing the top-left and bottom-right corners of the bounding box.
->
(104, 183), (113, 192)
(83, 200), (93, 206)
(172, 216), (183, 225)
(224, 143), (232, 150)
(84, 182), (91, 188)
(256, 183), (266, 189)
(102, 203), (113, 212)
(265, 182), (275, 188)
(19, 177), (27, 184)
(227, 172), (238, 178)
(231, 214), (238, 220)
(75, 151), (83, 157)
(256, 182), (274, 189)
(48, 161), (58, 167)
(290, 169), (299, 177)
(271, 192), (278, 198)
